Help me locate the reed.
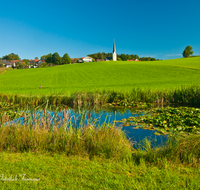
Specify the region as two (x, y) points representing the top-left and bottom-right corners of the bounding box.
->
(0, 121), (134, 161)
(133, 134), (200, 165)
(1, 85), (200, 109)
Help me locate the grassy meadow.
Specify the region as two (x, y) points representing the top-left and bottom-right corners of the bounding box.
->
(0, 57), (200, 95)
(0, 120), (200, 189)
(1, 58), (200, 189)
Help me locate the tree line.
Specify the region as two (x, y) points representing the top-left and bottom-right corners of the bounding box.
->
(40, 52), (71, 65)
(0, 52), (72, 68)
(87, 52), (158, 61)
(2, 53), (20, 61)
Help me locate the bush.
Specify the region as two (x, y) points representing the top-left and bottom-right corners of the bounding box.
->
(0, 62), (4, 67)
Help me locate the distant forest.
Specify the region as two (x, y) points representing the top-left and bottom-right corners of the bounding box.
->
(87, 52), (158, 61)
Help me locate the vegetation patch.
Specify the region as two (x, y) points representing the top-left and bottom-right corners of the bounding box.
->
(0, 122), (134, 161)
(0, 136), (200, 189)
(0, 85), (200, 110)
(0, 58), (200, 95)
(121, 106), (200, 135)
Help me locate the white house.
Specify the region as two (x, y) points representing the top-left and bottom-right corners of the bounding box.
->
(82, 56), (93, 62)
(3, 61), (15, 68)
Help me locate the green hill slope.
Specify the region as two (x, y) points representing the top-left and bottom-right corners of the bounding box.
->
(0, 57), (200, 95)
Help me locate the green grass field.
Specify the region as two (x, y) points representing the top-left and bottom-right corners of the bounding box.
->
(0, 57), (200, 95)
(0, 152), (199, 189)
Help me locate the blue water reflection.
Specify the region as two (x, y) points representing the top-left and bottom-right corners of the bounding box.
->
(7, 109), (167, 147)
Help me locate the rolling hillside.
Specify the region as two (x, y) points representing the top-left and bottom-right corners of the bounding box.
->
(0, 57), (200, 95)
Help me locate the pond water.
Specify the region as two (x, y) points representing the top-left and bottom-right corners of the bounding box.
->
(7, 108), (167, 147)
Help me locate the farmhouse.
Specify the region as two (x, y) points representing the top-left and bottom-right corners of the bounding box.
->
(71, 58), (79, 63)
(96, 59), (105, 62)
(30, 59), (44, 65)
(3, 61), (15, 68)
(82, 56), (93, 62)
(29, 59), (45, 68)
(127, 59), (140, 61)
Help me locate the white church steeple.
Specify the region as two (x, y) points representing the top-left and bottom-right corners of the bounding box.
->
(112, 40), (117, 61)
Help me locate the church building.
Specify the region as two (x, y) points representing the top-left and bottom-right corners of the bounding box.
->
(112, 40), (117, 61)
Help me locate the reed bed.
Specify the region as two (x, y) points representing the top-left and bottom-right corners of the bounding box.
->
(0, 121), (134, 161)
(0, 107), (200, 165)
(0, 85), (200, 109)
(133, 134), (200, 165)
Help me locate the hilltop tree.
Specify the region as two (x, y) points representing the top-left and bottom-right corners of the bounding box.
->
(62, 53), (71, 64)
(183, 46), (193, 57)
(52, 52), (61, 65)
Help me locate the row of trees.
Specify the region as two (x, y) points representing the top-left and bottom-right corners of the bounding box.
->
(0, 52), (72, 66)
(87, 52), (140, 61)
(40, 53), (71, 65)
(1, 47), (195, 66)
(87, 52), (158, 61)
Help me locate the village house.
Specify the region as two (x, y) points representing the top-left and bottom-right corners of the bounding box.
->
(127, 59), (140, 61)
(3, 61), (15, 68)
(82, 56), (93, 62)
(96, 59), (105, 62)
(71, 58), (79, 63)
(2, 60), (23, 67)
(29, 59), (45, 68)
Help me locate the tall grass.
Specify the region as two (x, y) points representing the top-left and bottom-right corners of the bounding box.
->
(133, 134), (200, 165)
(0, 121), (134, 161)
(0, 85), (200, 109)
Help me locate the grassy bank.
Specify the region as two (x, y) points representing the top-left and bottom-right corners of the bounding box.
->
(0, 152), (199, 189)
(1, 85), (200, 109)
(0, 113), (200, 189)
(0, 133), (199, 189)
(0, 123), (133, 161)
(0, 67), (12, 74)
(0, 58), (200, 95)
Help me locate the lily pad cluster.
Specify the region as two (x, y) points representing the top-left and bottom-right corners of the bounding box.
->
(122, 107), (200, 135)
(107, 100), (154, 108)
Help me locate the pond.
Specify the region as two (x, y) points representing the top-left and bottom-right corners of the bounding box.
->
(6, 107), (167, 147)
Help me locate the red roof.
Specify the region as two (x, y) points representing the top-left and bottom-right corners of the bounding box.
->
(11, 60), (21, 62)
(30, 59), (40, 62)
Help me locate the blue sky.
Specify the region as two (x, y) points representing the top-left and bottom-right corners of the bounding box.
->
(0, 0), (200, 60)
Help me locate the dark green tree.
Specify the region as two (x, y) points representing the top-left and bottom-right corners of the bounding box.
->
(41, 55), (47, 60)
(0, 61), (4, 67)
(22, 59), (29, 65)
(62, 53), (71, 64)
(46, 53), (53, 64)
(15, 62), (23, 69)
(2, 55), (10, 61)
(183, 46), (193, 57)
(52, 52), (61, 65)
(2, 53), (20, 61)
(38, 62), (48, 67)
